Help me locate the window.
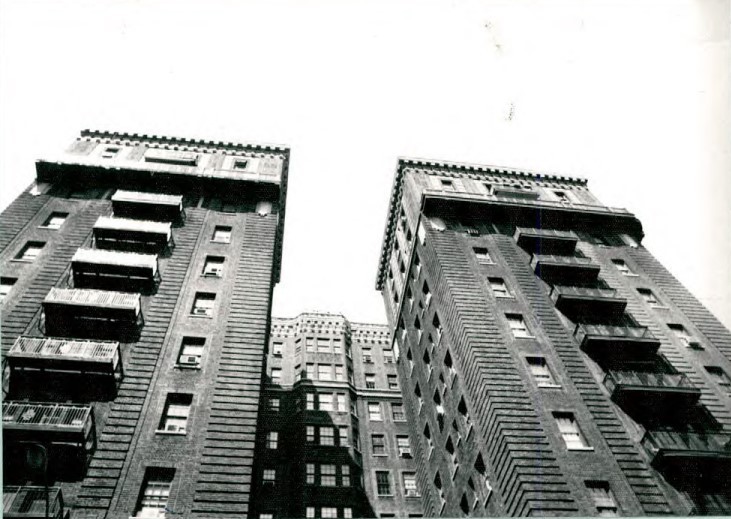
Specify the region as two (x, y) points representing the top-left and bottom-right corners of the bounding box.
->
(458, 397), (472, 431)
(392, 403), (405, 421)
(483, 183), (493, 194)
(612, 259), (635, 276)
(554, 412), (590, 450)
(318, 364), (332, 381)
(506, 314), (531, 338)
(266, 431), (279, 449)
(306, 393), (315, 410)
(586, 481), (618, 516)
(554, 190), (571, 203)
(178, 337), (205, 368)
(145, 149), (198, 166)
(306, 507), (316, 518)
(383, 349), (394, 364)
(134, 468), (174, 518)
(368, 402), (382, 421)
(306, 464), (315, 484)
(440, 178), (454, 189)
(668, 323), (701, 349)
(339, 426), (349, 446)
(365, 373), (376, 389)
(434, 472), (445, 507)
(488, 277), (511, 298)
(212, 226), (232, 243)
(306, 337), (315, 352)
(1, 277), (17, 303)
(16, 241), (45, 261)
(262, 468), (276, 485)
(403, 472), (419, 497)
(317, 337), (330, 353)
(372, 434), (387, 455)
(706, 366), (731, 388)
(101, 146), (121, 159)
(232, 158), (249, 170)
(638, 288), (662, 307)
(259, 514), (273, 519)
(268, 397), (280, 412)
(432, 314), (443, 341)
(321, 508), (337, 519)
(41, 212), (68, 229)
(333, 338), (343, 353)
(341, 465), (351, 486)
(335, 365), (345, 381)
(321, 465), (336, 486)
(336, 393), (347, 412)
(159, 394), (192, 434)
(363, 349), (373, 364)
(422, 281), (432, 306)
(423, 424), (433, 456)
(320, 427), (335, 446)
(191, 293), (215, 317)
(306, 426), (316, 443)
(376, 471), (392, 496)
(318, 393), (333, 411)
(202, 256), (225, 277)
(526, 357), (558, 387)
(474, 453), (492, 503)
(271, 368), (282, 384)
(387, 374), (399, 390)
(306, 363), (315, 379)
(473, 247), (493, 264)
(397, 436), (411, 458)
(272, 341), (283, 356)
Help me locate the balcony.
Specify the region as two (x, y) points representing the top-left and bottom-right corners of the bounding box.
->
(93, 216), (173, 254)
(514, 227), (579, 256)
(111, 190), (184, 222)
(71, 248), (159, 293)
(6, 337), (122, 399)
(530, 254), (600, 284)
(3, 402), (96, 450)
(550, 286), (627, 320)
(43, 288), (143, 341)
(604, 371), (701, 418)
(642, 430), (731, 475)
(3, 486), (67, 519)
(574, 324), (660, 360)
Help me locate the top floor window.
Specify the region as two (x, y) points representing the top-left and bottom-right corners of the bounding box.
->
(101, 146), (121, 159)
(41, 212), (68, 229)
(212, 226), (232, 243)
(637, 288), (662, 307)
(473, 247), (493, 264)
(611, 259), (636, 276)
(440, 178), (454, 190)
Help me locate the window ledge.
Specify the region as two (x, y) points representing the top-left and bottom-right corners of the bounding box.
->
(537, 383), (562, 389)
(210, 240), (231, 244)
(189, 314), (213, 319)
(567, 446), (595, 452)
(513, 335), (537, 340)
(9, 259), (34, 264)
(155, 430), (187, 436)
(175, 364), (201, 371)
(37, 226), (60, 230)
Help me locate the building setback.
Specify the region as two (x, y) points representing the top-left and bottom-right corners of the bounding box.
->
(375, 158), (731, 516)
(1, 130), (290, 519)
(250, 313), (424, 519)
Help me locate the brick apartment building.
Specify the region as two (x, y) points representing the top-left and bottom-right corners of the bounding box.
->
(1, 130), (290, 518)
(375, 158), (731, 516)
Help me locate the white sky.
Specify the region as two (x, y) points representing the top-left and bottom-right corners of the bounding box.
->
(1, 0), (729, 328)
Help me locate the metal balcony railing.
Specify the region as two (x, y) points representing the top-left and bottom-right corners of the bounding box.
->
(532, 254), (595, 266)
(93, 216), (173, 253)
(575, 323), (656, 341)
(44, 288), (140, 313)
(515, 227), (579, 240)
(642, 430), (731, 459)
(551, 285), (618, 299)
(112, 190), (183, 208)
(604, 370), (695, 390)
(574, 323), (661, 359)
(3, 402), (93, 431)
(72, 248), (158, 274)
(3, 486), (64, 518)
(94, 216), (172, 239)
(514, 227), (579, 255)
(8, 336), (119, 364)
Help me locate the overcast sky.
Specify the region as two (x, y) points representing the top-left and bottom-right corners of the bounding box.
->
(1, 0), (729, 328)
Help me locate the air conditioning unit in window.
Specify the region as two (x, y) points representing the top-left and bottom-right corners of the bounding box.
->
(166, 424), (185, 433)
(405, 489), (419, 498)
(399, 448), (412, 458)
(204, 268), (222, 277)
(193, 307), (209, 316)
(179, 355), (200, 367)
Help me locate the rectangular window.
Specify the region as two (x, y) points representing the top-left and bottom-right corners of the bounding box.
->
(383, 350), (394, 364)
(333, 338), (343, 353)
(16, 241), (45, 261)
(336, 393), (347, 412)
(318, 393), (333, 411)
(506, 314), (531, 338)
(134, 468), (174, 518)
(306, 393), (315, 410)
(363, 349), (373, 364)
(668, 323), (701, 349)
(268, 397), (280, 412)
(191, 292), (215, 317)
(392, 403), (405, 421)
(306, 464), (315, 485)
(403, 472), (419, 497)
(365, 374), (376, 389)
(341, 465), (351, 487)
(178, 337), (205, 368)
(706, 366), (731, 388)
(101, 146), (121, 159)
(321, 507), (337, 518)
(317, 337), (330, 353)
(306, 363), (315, 380)
(41, 212), (68, 229)
(372, 434), (386, 455)
(586, 481), (618, 516)
(262, 468), (276, 484)
(1, 277), (17, 303)
(440, 178), (454, 189)
(320, 426), (335, 446)
(306, 425), (316, 443)
(335, 365), (345, 381)
(368, 402), (382, 421)
(270, 368), (282, 384)
(397, 436), (411, 458)
(272, 341), (283, 356)
(145, 149), (198, 166)
(306, 507), (315, 518)
(321, 465), (336, 487)
(637, 288), (662, 307)
(212, 226), (232, 243)
(376, 471), (392, 496)
(202, 256), (225, 277)
(305, 337), (315, 352)
(526, 357), (558, 387)
(554, 412), (590, 450)
(387, 374), (399, 390)
(473, 247), (493, 264)
(266, 431), (278, 449)
(339, 426), (349, 447)
(159, 394), (192, 434)
(611, 259), (635, 276)
(488, 277), (511, 298)
(318, 364), (332, 381)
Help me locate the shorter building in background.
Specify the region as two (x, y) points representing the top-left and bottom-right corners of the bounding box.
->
(250, 313), (425, 519)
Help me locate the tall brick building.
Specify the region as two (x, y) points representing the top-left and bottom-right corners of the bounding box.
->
(376, 158), (731, 516)
(1, 130), (290, 518)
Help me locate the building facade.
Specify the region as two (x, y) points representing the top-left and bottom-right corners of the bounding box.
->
(375, 158), (731, 516)
(249, 313), (424, 519)
(1, 130), (290, 519)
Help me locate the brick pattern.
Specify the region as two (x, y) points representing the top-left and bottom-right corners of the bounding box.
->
(191, 214), (277, 517)
(496, 237), (673, 515)
(424, 227), (579, 517)
(74, 210), (204, 514)
(0, 191), (50, 254)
